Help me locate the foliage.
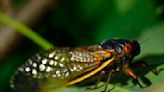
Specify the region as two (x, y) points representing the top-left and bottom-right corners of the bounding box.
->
(0, 0), (164, 92)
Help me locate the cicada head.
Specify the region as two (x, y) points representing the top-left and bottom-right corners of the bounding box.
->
(130, 40), (140, 57)
(100, 39), (140, 62)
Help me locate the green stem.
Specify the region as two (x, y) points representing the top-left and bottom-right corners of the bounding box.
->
(0, 12), (54, 50)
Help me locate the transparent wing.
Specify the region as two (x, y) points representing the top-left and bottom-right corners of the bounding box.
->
(10, 47), (102, 92)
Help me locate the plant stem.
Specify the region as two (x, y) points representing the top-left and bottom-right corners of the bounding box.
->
(0, 12), (54, 50)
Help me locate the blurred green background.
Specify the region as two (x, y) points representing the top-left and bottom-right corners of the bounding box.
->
(0, 0), (164, 92)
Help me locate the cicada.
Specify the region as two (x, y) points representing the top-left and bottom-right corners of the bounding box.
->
(10, 39), (146, 92)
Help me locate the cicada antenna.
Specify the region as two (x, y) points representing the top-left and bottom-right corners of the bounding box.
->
(139, 38), (149, 46)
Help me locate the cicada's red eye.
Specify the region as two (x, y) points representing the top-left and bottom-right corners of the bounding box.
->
(124, 43), (132, 54)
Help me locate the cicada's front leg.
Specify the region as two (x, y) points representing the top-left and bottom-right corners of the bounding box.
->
(123, 66), (143, 88)
(126, 60), (163, 87)
(131, 60), (162, 75)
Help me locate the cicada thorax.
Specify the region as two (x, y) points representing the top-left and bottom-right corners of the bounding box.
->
(10, 46), (111, 92)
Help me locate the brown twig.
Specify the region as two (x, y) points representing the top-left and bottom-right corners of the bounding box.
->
(0, 0), (57, 63)
(0, 0), (15, 15)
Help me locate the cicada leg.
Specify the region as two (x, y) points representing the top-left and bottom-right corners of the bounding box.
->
(102, 71), (114, 92)
(85, 71), (106, 90)
(86, 70), (115, 92)
(123, 67), (143, 88)
(131, 60), (162, 75)
(127, 60), (163, 87)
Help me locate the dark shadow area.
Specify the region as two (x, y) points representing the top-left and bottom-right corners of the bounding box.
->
(110, 54), (164, 87)
(75, 54), (164, 90)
